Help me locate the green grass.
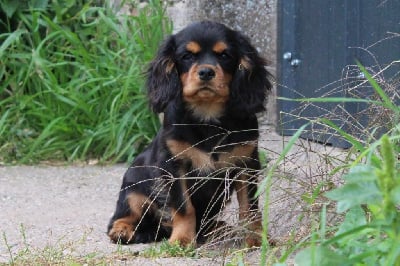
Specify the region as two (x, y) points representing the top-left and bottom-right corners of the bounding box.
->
(0, 0), (172, 164)
(141, 240), (197, 258)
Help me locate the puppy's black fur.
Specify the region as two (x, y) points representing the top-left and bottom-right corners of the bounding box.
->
(107, 21), (272, 246)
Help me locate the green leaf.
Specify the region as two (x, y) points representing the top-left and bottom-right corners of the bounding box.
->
(330, 184), (380, 213)
(335, 206), (367, 236)
(31, 0), (49, 9)
(342, 165), (377, 183)
(326, 165), (382, 213)
(0, 0), (20, 18)
(0, 30), (26, 57)
(295, 245), (352, 266)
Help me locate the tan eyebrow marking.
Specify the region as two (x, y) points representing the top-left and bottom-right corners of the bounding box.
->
(213, 41), (228, 53)
(186, 41), (201, 53)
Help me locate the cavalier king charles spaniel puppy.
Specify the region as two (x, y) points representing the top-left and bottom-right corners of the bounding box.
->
(108, 20), (272, 247)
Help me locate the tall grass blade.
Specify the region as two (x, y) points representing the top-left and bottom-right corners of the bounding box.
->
(356, 61), (398, 112)
(259, 123), (309, 266)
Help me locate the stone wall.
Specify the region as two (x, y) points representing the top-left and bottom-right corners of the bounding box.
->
(167, 0), (277, 124)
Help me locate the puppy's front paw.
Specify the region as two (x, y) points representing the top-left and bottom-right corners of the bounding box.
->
(244, 220), (264, 247)
(108, 220), (135, 244)
(245, 231), (262, 247)
(168, 223), (196, 247)
(244, 225), (276, 247)
(168, 234), (195, 247)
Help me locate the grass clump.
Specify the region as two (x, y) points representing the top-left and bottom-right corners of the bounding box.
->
(141, 240), (197, 258)
(0, 0), (172, 164)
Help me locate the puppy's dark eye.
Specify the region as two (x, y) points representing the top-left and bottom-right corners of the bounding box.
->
(182, 52), (196, 61)
(217, 51), (231, 60)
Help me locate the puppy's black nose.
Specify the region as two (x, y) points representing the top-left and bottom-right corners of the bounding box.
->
(198, 67), (215, 81)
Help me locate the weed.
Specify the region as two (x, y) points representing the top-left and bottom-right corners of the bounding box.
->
(2, 232), (14, 265)
(141, 240), (197, 258)
(2, 225), (110, 265)
(225, 250), (245, 266)
(295, 133), (400, 266)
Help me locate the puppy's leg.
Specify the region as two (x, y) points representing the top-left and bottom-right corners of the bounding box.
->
(168, 179), (196, 246)
(235, 174), (263, 247)
(108, 192), (155, 244)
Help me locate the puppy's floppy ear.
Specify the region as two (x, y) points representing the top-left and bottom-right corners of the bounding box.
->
(229, 32), (272, 116)
(146, 35), (180, 113)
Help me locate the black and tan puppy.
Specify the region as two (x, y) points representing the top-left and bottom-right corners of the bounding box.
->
(107, 21), (272, 247)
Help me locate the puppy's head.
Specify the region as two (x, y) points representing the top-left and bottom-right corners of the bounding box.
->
(147, 21), (272, 120)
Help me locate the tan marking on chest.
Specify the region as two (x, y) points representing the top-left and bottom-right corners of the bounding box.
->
(167, 140), (256, 171)
(166, 139), (214, 170)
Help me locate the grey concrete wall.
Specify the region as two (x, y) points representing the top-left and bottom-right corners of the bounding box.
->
(167, 0), (277, 125)
(167, 0), (276, 62)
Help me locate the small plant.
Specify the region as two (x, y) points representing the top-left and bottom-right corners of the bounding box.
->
(294, 133), (400, 266)
(141, 240), (197, 258)
(225, 250), (246, 266)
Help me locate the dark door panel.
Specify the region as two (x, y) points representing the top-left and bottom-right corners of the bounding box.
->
(277, 0), (400, 147)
